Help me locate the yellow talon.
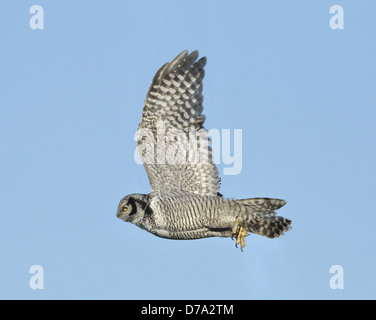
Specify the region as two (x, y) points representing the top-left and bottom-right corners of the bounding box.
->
(232, 218), (249, 251)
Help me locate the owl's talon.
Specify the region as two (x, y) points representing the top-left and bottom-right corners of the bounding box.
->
(231, 217), (248, 251)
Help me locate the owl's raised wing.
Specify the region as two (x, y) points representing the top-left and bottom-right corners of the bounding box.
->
(136, 50), (221, 196)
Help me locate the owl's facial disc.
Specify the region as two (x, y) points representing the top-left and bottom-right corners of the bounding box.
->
(117, 200), (130, 221)
(117, 196), (138, 222)
(117, 194), (148, 223)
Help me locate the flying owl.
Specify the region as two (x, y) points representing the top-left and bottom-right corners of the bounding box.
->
(117, 50), (292, 250)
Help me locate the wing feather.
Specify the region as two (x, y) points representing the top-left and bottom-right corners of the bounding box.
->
(137, 50), (220, 196)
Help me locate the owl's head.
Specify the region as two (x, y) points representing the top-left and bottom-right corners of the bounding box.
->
(116, 193), (148, 223)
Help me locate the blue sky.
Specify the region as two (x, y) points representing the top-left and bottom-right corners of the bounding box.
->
(1, 0), (375, 299)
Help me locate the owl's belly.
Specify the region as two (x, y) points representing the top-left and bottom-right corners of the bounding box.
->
(144, 193), (231, 239)
(151, 227), (214, 240)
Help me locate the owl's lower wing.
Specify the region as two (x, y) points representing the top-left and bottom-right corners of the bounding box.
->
(137, 50), (221, 196)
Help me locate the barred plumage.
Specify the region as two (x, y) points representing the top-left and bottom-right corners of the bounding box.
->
(117, 50), (292, 250)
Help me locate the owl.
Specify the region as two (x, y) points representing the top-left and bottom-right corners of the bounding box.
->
(117, 50), (291, 250)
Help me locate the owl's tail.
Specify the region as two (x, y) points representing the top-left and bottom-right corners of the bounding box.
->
(237, 198), (292, 238)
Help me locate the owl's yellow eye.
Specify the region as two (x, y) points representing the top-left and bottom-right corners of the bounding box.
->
(123, 206), (128, 212)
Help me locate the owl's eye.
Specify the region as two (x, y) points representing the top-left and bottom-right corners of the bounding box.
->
(123, 206), (129, 212)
